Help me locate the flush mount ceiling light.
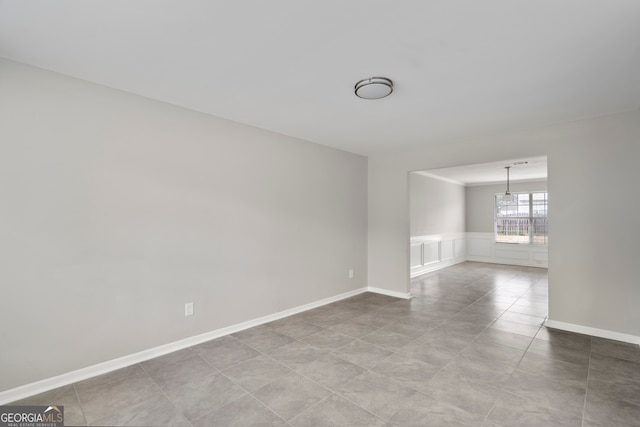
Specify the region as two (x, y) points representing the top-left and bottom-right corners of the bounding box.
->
(354, 77), (393, 100)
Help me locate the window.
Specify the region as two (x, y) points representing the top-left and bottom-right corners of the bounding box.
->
(495, 192), (548, 244)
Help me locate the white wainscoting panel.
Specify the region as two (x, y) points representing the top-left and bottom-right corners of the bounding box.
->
(411, 232), (547, 276)
(533, 252), (548, 262)
(441, 239), (454, 261)
(410, 233), (466, 277)
(465, 232), (548, 268)
(423, 241), (440, 265)
(467, 236), (492, 257)
(454, 238), (465, 259)
(494, 248), (530, 260)
(410, 243), (423, 269)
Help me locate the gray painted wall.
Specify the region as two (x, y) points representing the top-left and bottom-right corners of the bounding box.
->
(0, 60), (368, 392)
(368, 111), (640, 338)
(465, 181), (548, 232)
(409, 173), (465, 237)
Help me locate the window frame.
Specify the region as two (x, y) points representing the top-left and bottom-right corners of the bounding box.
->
(494, 191), (548, 245)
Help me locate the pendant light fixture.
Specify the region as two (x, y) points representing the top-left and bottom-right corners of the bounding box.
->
(504, 166), (514, 202)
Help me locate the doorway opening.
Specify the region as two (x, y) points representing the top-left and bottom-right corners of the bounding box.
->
(409, 156), (548, 279)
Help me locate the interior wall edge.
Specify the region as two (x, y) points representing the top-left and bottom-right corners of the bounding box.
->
(366, 286), (413, 300)
(544, 319), (640, 346)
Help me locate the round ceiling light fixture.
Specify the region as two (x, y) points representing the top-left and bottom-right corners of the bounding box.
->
(354, 77), (393, 100)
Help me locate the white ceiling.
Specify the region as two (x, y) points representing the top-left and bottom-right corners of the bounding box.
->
(1, 1), (639, 156)
(418, 156), (547, 186)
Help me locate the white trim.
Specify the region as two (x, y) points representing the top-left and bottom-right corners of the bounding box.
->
(413, 171), (465, 187)
(545, 319), (640, 346)
(411, 233), (466, 243)
(367, 286), (413, 300)
(465, 232), (548, 268)
(465, 177), (548, 187)
(410, 258), (465, 277)
(0, 286), (370, 405)
(410, 233), (467, 278)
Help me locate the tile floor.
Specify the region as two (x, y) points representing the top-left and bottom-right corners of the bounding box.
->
(10, 262), (640, 426)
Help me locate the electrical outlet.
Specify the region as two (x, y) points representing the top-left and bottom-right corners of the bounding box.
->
(185, 302), (194, 316)
(348, 269), (354, 279)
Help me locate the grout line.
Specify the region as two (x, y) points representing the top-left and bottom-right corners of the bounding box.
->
(188, 352), (290, 425)
(480, 271), (543, 426)
(285, 393), (334, 424)
(482, 389), (504, 425)
(252, 336), (390, 425)
(581, 336), (593, 427)
(245, 393), (293, 426)
(215, 320), (389, 425)
(131, 362), (196, 427)
(235, 299), (431, 425)
(421, 268), (545, 425)
(71, 383), (89, 427)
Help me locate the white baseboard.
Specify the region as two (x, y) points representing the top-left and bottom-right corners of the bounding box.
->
(545, 319), (640, 346)
(410, 258), (465, 278)
(465, 256), (548, 269)
(367, 286), (412, 300)
(0, 286), (372, 405)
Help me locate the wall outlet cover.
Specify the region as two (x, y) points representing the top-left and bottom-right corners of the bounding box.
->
(185, 302), (194, 316)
